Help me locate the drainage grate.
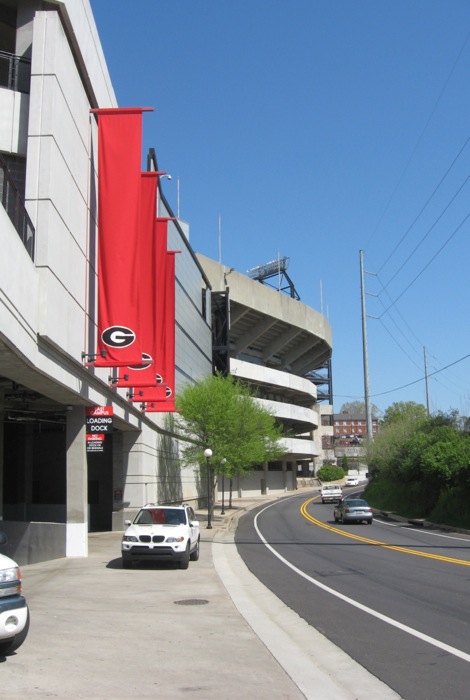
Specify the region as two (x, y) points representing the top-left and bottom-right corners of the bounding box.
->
(174, 599), (209, 606)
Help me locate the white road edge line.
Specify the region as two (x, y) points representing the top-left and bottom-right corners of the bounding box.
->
(213, 533), (402, 700)
(254, 500), (470, 664)
(376, 519), (470, 542)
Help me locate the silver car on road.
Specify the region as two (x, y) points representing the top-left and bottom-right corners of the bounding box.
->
(334, 498), (373, 525)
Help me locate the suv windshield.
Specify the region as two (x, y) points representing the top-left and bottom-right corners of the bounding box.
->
(134, 508), (187, 525)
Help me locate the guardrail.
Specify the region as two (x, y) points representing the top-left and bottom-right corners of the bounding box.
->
(0, 50), (31, 93)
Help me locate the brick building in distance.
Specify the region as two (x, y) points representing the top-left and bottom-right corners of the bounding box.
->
(333, 411), (379, 444)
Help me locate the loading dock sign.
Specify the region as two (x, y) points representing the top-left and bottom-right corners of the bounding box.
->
(86, 406), (113, 452)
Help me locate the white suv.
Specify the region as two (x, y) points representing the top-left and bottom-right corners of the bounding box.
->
(121, 504), (200, 570)
(0, 532), (30, 655)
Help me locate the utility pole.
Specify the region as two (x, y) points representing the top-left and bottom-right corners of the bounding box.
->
(218, 215), (222, 263)
(360, 250), (373, 440)
(424, 346), (430, 416)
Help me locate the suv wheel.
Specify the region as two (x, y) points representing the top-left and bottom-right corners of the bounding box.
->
(190, 537), (200, 562)
(179, 543), (190, 570)
(122, 558), (132, 569)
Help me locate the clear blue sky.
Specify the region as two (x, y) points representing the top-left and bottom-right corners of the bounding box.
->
(90, 0), (470, 417)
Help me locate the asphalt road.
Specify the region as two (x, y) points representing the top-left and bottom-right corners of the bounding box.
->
(235, 491), (470, 700)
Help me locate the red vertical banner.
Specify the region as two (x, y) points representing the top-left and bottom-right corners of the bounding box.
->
(163, 251), (177, 403)
(113, 213), (175, 390)
(113, 173), (159, 388)
(154, 217), (169, 382)
(91, 108), (150, 367)
(143, 250), (178, 413)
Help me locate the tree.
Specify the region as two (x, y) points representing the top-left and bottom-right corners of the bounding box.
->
(382, 401), (427, 427)
(365, 406), (470, 518)
(175, 373), (285, 495)
(339, 400), (380, 418)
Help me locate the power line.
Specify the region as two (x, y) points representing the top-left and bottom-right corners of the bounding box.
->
(375, 273), (426, 353)
(380, 167), (470, 290)
(377, 318), (422, 371)
(377, 136), (470, 276)
(378, 209), (470, 318)
(361, 263), (470, 408)
(368, 261), (442, 369)
(370, 352), (470, 398)
(364, 29), (470, 252)
(369, 277), (469, 400)
(426, 351), (470, 398)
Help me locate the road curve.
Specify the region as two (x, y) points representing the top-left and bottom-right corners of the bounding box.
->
(233, 492), (470, 700)
(213, 504), (401, 700)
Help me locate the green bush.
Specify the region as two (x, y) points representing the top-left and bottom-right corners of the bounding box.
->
(363, 479), (470, 528)
(362, 407), (470, 529)
(363, 478), (429, 518)
(317, 465), (345, 482)
(429, 486), (470, 529)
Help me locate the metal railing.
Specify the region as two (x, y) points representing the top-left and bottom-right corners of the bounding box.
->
(0, 153), (35, 260)
(0, 50), (31, 94)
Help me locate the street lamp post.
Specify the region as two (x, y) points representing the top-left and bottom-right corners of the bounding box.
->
(220, 458), (226, 515)
(204, 448), (213, 529)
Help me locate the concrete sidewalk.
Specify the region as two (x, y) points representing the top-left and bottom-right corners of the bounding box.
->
(2, 490), (401, 699)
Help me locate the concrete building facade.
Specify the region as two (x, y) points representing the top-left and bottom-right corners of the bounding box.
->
(1, 0), (333, 564)
(0, 0), (212, 564)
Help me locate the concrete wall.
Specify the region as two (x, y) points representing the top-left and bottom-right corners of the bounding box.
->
(166, 207), (213, 391)
(0, 88), (29, 154)
(0, 521), (66, 565)
(0, 0), (213, 561)
(27, 11), (96, 363)
(0, 205), (39, 353)
(229, 469), (295, 497)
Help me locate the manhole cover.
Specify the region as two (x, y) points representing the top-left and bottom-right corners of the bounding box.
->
(174, 599), (209, 606)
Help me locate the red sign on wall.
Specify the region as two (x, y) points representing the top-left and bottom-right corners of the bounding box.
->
(86, 406), (114, 435)
(86, 433), (105, 453)
(86, 406), (114, 417)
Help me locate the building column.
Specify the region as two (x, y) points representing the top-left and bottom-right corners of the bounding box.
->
(282, 461), (287, 492)
(261, 462), (269, 495)
(66, 406), (88, 556)
(237, 475), (243, 499)
(112, 431), (124, 530)
(0, 390), (3, 519)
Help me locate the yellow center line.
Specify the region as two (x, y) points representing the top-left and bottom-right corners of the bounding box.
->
(300, 496), (470, 567)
